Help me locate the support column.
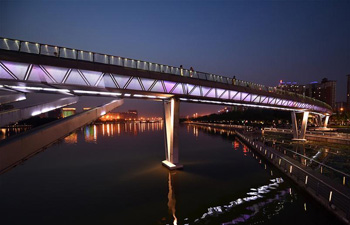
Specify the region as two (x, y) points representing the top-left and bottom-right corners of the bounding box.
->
(323, 115), (329, 128)
(292, 111), (309, 141)
(314, 115), (320, 127)
(162, 98), (183, 170)
(299, 111), (309, 140)
(318, 114), (323, 127)
(291, 112), (298, 139)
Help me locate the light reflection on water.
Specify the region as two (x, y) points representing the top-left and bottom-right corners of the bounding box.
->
(64, 121), (163, 144)
(168, 172), (178, 225)
(0, 123), (343, 225)
(62, 123), (343, 225)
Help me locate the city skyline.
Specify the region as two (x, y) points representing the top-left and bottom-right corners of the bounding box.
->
(1, 0), (349, 116)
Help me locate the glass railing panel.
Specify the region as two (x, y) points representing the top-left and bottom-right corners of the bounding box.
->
(94, 53), (108, 64)
(20, 42), (39, 54)
(77, 50), (93, 61)
(124, 58), (132, 68)
(126, 59), (133, 68)
(110, 56), (123, 66)
(206, 74), (214, 81)
(141, 61), (149, 70)
(171, 67), (180, 75)
(183, 69), (189, 77)
(197, 72), (207, 80)
(154, 64), (160, 72)
(40, 45), (59, 57)
(0, 39), (20, 51)
(60, 48), (76, 59)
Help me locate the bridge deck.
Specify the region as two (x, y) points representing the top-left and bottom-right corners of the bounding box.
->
(0, 37), (332, 114)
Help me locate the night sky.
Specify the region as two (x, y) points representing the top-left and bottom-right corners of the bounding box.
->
(1, 0), (349, 117)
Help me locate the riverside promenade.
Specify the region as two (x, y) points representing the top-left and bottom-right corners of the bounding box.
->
(187, 122), (350, 224)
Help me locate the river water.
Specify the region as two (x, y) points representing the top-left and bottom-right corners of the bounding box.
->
(0, 123), (343, 225)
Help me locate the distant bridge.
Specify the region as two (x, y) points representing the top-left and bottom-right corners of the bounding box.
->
(0, 37), (332, 169)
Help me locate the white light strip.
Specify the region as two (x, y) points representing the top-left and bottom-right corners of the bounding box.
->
(73, 90), (121, 96)
(7, 85), (70, 93)
(15, 96), (26, 101)
(162, 160), (176, 168)
(183, 98), (307, 113)
(31, 103), (75, 116)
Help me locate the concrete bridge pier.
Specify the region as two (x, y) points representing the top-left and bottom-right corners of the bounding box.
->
(314, 114), (321, 127)
(291, 111), (309, 141)
(323, 115), (330, 128)
(162, 98), (183, 170)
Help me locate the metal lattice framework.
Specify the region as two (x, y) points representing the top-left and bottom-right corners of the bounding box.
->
(0, 59), (330, 114)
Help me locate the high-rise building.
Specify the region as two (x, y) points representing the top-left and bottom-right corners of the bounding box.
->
(306, 78), (336, 109)
(276, 78), (336, 109)
(277, 81), (306, 96)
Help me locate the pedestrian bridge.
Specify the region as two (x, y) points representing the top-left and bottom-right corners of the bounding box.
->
(0, 37), (333, 169)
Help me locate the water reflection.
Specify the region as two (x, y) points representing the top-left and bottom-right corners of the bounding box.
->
(84, 125), (97, 143)
(185, 124), (295, 224)
(63, 122), (164, 145)
(64, 133), (77, 144)
(167, 171), (177, 225)
(0, 126), (31, 140)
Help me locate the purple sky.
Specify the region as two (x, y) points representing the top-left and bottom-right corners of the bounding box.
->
(1, 0), (349, 117)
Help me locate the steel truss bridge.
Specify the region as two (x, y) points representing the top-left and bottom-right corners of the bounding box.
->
(0, 37), (332, 169)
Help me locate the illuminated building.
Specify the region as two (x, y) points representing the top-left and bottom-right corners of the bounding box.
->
(218, 107), (233, 114)
(307, 78), (336, 109)
(62, 108), (76, 118)
(64, 133), (77, 144)
(277, 81), (306, 95)
(277, 78), (336, 109)
(99, 110), (139, 122)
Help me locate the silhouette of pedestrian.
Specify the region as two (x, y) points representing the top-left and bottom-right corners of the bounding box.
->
(232, 76), (236, 85)
(190, 66), (194, 77)
(180, 65), (183, 76)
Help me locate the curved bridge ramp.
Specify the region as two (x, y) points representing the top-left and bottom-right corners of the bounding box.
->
(0, 99), (123, 174)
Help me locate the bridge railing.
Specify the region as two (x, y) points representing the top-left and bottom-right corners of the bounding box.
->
(236, 131), (350, 221)
(0, 37), (332, 111)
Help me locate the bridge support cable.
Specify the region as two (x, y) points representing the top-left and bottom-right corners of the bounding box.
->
(291, 111), (309, 141)
(162, 98), (183, 170)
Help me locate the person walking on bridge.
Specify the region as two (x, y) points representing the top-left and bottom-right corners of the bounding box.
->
(180, 65), (183, 76)
(190, 66), (194, 77)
